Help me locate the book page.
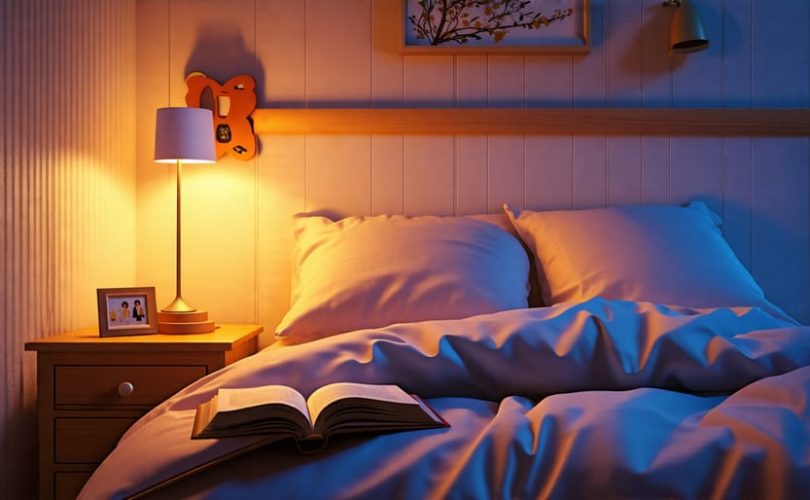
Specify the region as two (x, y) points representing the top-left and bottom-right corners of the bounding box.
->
(307, 383), (417, 425)
(217, 386), (310, 426)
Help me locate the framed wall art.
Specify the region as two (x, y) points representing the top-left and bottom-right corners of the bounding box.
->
(400, 0), (590, 54)
(97, 287), (159, 337)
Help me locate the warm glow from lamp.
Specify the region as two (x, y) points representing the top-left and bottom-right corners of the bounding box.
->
(153, 107), (217, 334)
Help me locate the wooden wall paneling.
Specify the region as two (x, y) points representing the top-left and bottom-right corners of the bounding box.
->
(524, 54), (573, 212)
(572, 0), (606, 107)
(573, 136), (607, 209)
(403, 136), (455, 216)
(487, 55), (525, 212)
(752, 139), (810, 323)
(606, 0), (642, 107)
(402, 53), (454, 215)
(306, 135), (372, 215)
(256, 136), (306, 337)
(305, 0), (372, 217)
(608, 138), (642, 205)
(722, 0), (752, 107)
(606, 1), (642, 206)
(525, 55), (573, 107)
(306, 0), (372, 105)
(262, 0), (306, 106)
(749, 0), (810, 323)
(488, 136), (525, 212)
(752, 0), (809, 107)
(723, 138), (753, 270)
(135, 0), (173, 316)
(371, 0), (404, 216)
(455, 136), (488, 215)
(4, 1), (136, 496)
(671, 0), (723, 107)
(640, 0), (672, 206)
(525, 137), (574, 211)
(640, 137), (670, 204)
(669, 138), (723, 214)
(371, 136), (405, 215)
(572, 1), (606, 210)
(720, 1), (754, 271)
(168, 0), (258, 323)
(255, 0), (307, 337)
(640, 0), (672, 108)
(455, 56), (487, 215)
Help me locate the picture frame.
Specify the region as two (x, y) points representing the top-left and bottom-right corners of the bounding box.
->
(97, 287), (159, 337)
(400, 0), (590, 54)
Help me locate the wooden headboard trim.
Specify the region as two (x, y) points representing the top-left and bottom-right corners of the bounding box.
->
(252, 108), (810, 136)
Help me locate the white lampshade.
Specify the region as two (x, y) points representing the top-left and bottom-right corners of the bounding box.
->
(154, 107), (216, 163)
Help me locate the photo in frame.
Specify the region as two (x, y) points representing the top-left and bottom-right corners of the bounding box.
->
(97, 287), (159, 337)
(400, 0), (590, 54)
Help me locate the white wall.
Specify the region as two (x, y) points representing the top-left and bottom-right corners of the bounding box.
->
(135, 0), (810, 337)
(0, 0), (137, 496)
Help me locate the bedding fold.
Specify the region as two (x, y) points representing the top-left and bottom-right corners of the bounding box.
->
(79, 298), (810, 499)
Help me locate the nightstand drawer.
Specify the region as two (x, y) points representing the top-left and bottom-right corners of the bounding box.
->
(55, 365), (207, 407)
(54, 417), (139, 463)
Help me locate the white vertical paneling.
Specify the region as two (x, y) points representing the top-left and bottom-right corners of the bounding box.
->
(306, 136), (372, 215)
(608, 138), (642, 205)
(525, 138), (573, 211)
(167, 0), (258, 324)
(640, 0), (672, 206)
(751, 0), (809, 107)
(255, 0), (307, 337)
(752, 139), (810, 319)
(671, 0), (724, 106)
(305, 0), (372, 217)
(573, 0), (607, 107)
(723, 138), (753, 269)
(525, 53), (573, 211)
(488, 55), (525, 212)
(750, 0), (810, 320)
(403, 137), (455, 216)
(670, 138), (724, 214)
(573, 136), (607, 209)
(2, 1), (136, 497)
(455, 55), (488, 215)
(135, 0), (171, 323)
(402, 52), (454, 215)
(722, 1), (754, 270)
(126, 0), (810, 360)
(606, 1), (642, 206)
(371, 0), (404, 216)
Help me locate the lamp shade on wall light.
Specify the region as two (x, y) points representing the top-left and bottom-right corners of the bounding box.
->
(154, 107), (216, 163)
(664, 0), (709, 54)
(153, 106), (217, 334)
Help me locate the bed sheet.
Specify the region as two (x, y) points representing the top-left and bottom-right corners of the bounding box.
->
(79, 298), (810, 499)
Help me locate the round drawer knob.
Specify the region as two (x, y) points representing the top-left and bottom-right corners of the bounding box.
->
(118, 382), (135, 397)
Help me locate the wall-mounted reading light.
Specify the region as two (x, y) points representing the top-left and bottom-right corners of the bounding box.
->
(663, 0), (709, 53)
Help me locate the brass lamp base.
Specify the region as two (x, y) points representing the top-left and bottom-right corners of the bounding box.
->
(158, 297), (215, 334)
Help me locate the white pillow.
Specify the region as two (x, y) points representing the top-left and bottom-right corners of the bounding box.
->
(276, 213), (530, 341)
(504, 201), (791, 320)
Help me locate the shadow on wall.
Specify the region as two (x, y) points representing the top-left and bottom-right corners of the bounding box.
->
(183, 25), (266, 154)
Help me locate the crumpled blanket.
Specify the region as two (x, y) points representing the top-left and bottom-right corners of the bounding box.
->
(79, 298), (810, 499)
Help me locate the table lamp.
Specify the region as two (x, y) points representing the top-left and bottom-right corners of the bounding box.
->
(153, 107), (217, 334)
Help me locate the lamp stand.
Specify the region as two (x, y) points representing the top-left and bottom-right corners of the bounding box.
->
(157, 159), (216, 334)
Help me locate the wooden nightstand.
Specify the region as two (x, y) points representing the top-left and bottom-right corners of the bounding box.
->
(25, 324), (263, 500)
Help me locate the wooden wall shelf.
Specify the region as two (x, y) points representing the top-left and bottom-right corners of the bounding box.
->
(252, 108), (810, 136)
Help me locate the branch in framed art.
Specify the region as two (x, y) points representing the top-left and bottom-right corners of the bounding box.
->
(401, 0), (590, 54)
(97, 287), (160, 337)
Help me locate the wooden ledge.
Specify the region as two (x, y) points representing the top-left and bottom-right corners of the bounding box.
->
(253, 108), (810, 136)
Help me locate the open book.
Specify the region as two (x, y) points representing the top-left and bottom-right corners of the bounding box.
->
(192, 382), (448, 451)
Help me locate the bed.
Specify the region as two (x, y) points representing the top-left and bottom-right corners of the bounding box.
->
(79, 202), (810, 499)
